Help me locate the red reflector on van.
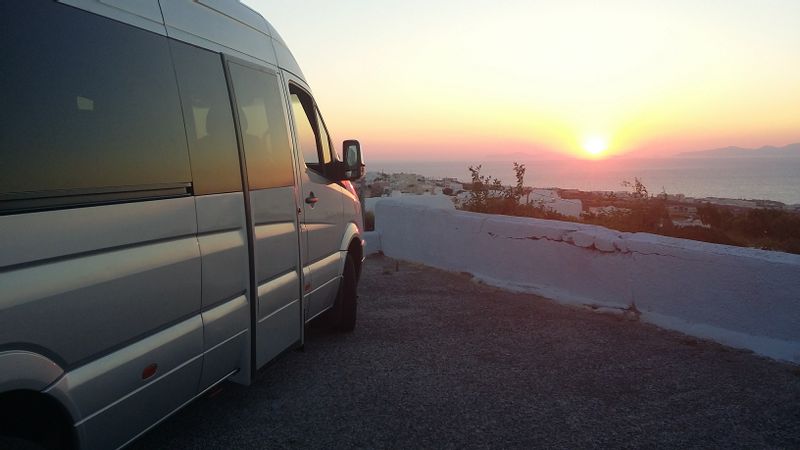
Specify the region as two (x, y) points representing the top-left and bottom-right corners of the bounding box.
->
(142, 363), (158, 380)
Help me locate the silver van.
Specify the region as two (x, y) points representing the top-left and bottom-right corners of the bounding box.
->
(0, 1), (365, 448)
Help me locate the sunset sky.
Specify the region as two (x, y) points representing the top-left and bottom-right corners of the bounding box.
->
(246, 0), (800, 161)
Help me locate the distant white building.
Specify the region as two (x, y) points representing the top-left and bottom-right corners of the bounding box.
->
(525, 189), (582, 218)
(666, 205), (708, 228)
(702, 198), (760, 209)
(387, 173), (434, 194)
(588, 206), (630, 216)
(672, 218), (710, 228)
(441, 178), (463, 193)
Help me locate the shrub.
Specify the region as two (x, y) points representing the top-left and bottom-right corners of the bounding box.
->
(364, 210), (375, 231)
(459, 165), (800, 254)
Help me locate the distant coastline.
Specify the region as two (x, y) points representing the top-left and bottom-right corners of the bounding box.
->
(677, 142), (800, 158)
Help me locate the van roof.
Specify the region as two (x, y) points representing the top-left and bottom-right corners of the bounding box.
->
(59, 0), (306, 81)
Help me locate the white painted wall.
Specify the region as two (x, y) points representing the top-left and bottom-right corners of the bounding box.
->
(363, 231), (381, 256)
(365, 194), (455, 213)
(373, 199), (800, 364)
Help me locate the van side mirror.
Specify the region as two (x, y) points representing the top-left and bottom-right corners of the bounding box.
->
(342, 140), (365, 180)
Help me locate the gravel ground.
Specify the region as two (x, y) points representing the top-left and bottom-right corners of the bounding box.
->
(132, 255), (800, 449)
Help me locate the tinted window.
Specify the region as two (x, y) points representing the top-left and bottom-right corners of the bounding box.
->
(0, 1), (190, 196)
(290, 93), (320, 166)
(229, 63), (294, 189)
(171, 41), (241, 195)
(289, 86), (336, 172)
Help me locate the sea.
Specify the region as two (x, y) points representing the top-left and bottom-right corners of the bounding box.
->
(368, 157), (800, 205)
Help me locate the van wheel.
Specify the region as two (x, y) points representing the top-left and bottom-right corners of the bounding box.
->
(332, 254), (358, 332)
(0, 436), (46, 450)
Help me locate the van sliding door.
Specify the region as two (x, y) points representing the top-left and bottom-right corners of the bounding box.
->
(170, 40), (251, 389)
(226, 59), (304, 370)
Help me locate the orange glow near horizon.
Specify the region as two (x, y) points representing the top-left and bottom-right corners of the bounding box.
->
(250, 0), (800, 161)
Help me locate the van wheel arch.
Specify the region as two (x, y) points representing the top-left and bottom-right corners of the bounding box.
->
(0, 390), (77, 450)
(334, 253), (358, 332)
(347, 238), (363, 282)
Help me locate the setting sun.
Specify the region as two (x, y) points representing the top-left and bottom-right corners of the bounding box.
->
(582, 137), (608, 157)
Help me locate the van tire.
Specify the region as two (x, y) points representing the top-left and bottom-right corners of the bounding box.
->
(0, 436), (46, 450)
(333, 254), (358, 332)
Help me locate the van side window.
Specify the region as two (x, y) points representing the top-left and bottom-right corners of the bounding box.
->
(0, 1), (190, 198)
(229, 63), (294, 189)
(289, 87), (334, 171)
(171, 41), (242, 195)
(290, 93), (321, 167)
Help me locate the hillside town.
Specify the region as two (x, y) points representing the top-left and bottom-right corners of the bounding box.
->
(361, 171), (800, 228)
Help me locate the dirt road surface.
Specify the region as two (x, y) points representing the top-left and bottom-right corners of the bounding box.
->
(132, 255), (800, 449)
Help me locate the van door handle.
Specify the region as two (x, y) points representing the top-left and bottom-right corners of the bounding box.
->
(305, 193), (318, 205)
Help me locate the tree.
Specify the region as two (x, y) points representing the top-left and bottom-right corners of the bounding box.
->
(465, 165), (502, 212)
(506, 162), (526, 202)
(465, 163), (528, 214)
(621, 177), (648, 199)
